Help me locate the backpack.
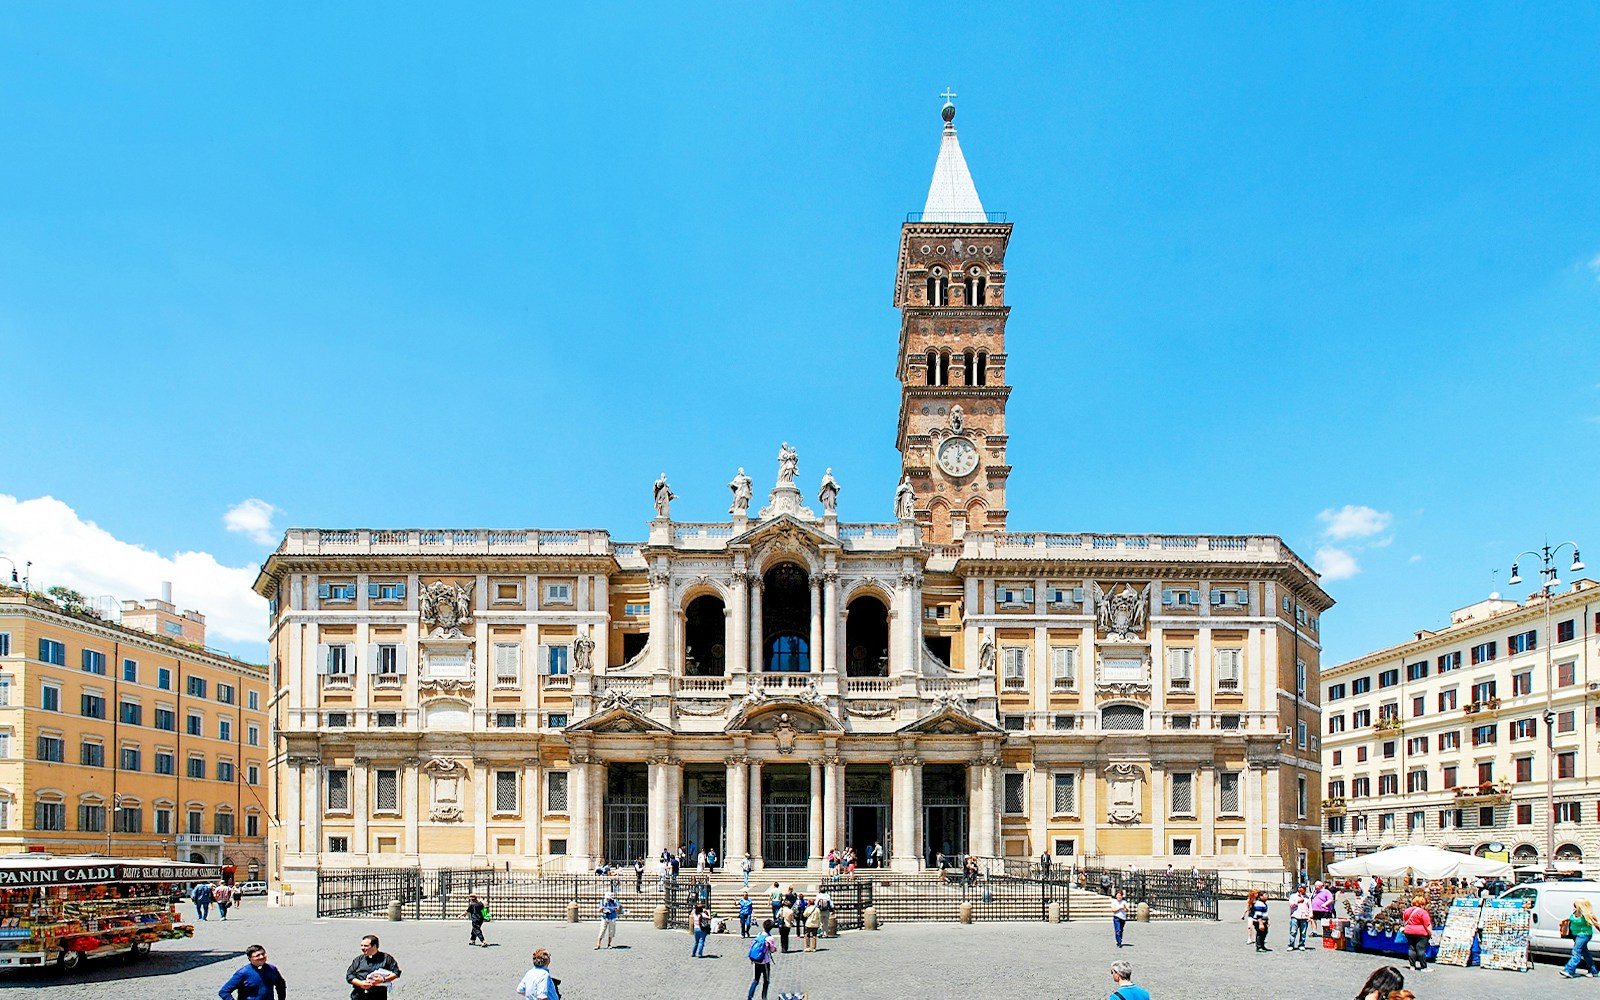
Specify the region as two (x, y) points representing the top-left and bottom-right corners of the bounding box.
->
(748, 934), (769, 961)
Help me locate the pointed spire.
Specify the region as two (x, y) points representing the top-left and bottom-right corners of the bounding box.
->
(922, 92), (986, 222)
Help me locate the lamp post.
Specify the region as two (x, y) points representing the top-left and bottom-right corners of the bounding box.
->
(0, 556), (24, 593)
(1507, 541), (1584, 878)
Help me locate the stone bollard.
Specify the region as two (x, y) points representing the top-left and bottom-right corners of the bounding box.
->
(958, 901), (973, 924)
(566, 901), (580, 923)
(654, 904), (668, 929)
(863, 905), (878, 930)
(1135, 901), (1150, 923)
(1047, 901), (1062, 923)
(387, 900), (403, 922)
(824, 913), (838, 938)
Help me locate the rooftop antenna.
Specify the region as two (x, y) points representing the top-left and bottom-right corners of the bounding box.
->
(1488, 567), (1499, 601)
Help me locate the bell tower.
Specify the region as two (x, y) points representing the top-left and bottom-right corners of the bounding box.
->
(894, 96), (1012, 543)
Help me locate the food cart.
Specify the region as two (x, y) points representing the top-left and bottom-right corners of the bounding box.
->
(0, 856), (219, 972)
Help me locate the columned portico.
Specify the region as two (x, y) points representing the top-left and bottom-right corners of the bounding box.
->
(890, 755), (922, 871)
(822, 571), (840, 673)
(747, 760), (763, 866)
(748, 576), (764, 673)
(570, 753), (594, 864)
(730, 573), (749, 676)
(822, 755), (843, 856)
(725, 755), (750, 859)
(808, 757), (824, 863)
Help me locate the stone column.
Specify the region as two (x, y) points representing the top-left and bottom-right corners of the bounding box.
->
(1081, 768), (1098, 857)
(1199, 765), (1216, 857)
(978, 758), (999, 858)
(966, 762), (984, 857)
(822, 755), (843, 858)
(726, 756), (750, 860)
(649, 568), (672, 674)
(1263, 765), (1281, 860)
(664, 758), (683, 854)
(403, 759), (420, 856)
(1148, 766), (1165, 858)
(748, 760), (763, 865)
(808, 758), (825, 864)
(1244, 766), (1262, 857)
(571, 754), (593, 864)
(353, 759), (370, 855)
(304, 763), (322, 857)
(822, 572), (840, 674)
(473, 759), (489, 856)
(524, 760), (542, 857)
(284, 757), (304, 854)
(891, 754), (922, 870)
(749, 576), (764, 674)
(730, 573), (749, 676)
(809, 580), (823, 674)
(647, 755), (669, 861)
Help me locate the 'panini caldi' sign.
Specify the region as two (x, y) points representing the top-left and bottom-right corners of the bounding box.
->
(0, 863), (218, 887)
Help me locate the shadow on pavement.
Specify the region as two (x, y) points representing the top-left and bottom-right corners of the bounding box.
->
(0, 948), (238, 989)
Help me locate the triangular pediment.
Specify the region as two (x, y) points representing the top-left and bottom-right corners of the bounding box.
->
(565, 703), (674, 735)
(897, 704), (1004, 736)
(728, 514), (840, 553)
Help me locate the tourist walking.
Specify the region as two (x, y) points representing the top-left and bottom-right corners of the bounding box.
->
(739, 891), (755, 938)
(1250, 892), (1271, 951)
(1561, 898), (1599, 978)
(690, 900), (711, 957)
(193, 881), (214, 921)
(1111, 889), (1128, 948)
(1310, 881), (1334, 936)
(769, 881), (784, 920)
(776, 899), (795, 953)
(596, 892), (621, 949)
(747, 920), (776, 1000)
(803, 896), (822, 951)
(634, 857), (645, 893)
(742, 852), (754, 888)
(218, 944), (287, 1000)
(1287, 886), (1311, 950)
(345, 934), (402, 1000)
(1241, 890), (1261, 945)
(1107, 959), (1151, 1000)
(465, 893), (488, 946)
(214, 882), (235, 920)
(1353, 966), (1404, 1000)
(1400, 894), (1432, 971)
(514, 948), (560, 1000)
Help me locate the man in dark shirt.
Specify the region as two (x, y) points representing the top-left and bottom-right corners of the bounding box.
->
(219, 944), (287, 1000)
(345, 935), (402, 1000)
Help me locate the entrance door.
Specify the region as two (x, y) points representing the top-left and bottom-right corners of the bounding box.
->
(761, 765), (810, 867)
(603, 763), (649, 864)
(921, 764), (969, 867)
(681, 766), (727, 859)
(845, 765), (891, 864)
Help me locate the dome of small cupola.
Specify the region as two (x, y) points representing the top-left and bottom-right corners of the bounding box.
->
(941, 101), (956, 124)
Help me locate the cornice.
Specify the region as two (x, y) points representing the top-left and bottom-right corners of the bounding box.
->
(0, 598), (266, 675)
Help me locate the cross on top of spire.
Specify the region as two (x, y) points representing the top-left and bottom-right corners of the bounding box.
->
(940, 88), (957, 105)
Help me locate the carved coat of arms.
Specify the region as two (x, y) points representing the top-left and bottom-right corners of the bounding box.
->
(1091, 582), (1151, 641)
(420, 580), (475, 638)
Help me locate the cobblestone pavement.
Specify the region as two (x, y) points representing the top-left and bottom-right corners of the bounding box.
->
(11, 900), (1561, 999)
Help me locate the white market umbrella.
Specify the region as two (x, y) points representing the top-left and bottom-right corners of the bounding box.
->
(1327, 844), (1512, 881)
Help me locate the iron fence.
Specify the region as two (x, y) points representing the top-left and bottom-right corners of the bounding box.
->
(822, 871), (1073, 923)
(316, 868), (681, 921)
(1077, 866), (1219, 920)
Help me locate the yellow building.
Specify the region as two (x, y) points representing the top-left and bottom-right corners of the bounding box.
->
(0, 587), (270, 877)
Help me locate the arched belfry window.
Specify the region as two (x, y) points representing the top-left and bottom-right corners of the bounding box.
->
(962, 349), (975, 386)
(925, 350), (938, 386)
(966, 271), (986, 305)
(927, 268), (948, 307)
(925, 350), (949, 387)
(763, 563), (811, 672)
(973, 350), (988, 386)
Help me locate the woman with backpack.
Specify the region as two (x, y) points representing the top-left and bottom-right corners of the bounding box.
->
(747, 919), (776, 1000)
(689, 900), (711, 957)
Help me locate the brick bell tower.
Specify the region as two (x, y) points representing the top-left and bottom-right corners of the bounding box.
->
(894, 95), (1012, 543)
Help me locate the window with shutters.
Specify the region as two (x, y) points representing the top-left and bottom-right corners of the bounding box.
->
(1170, 773), (1194, 816)
(319, 582), (356, 603)
(77, 803), (106, 832)
(1001, 647), (1027, 689)
(1378, 668), (1399, 688)
(247, 764), (260, 784)
(38, 638), (65, 666)
(115, 806), (143, 833)
(1214, 648), (1242, 691)
(1437, 651), (1462, 672)
(187, 755), (206, 779)
(543, 644), (569, 677)
(81, 649), (107, 675)
(1049, 647), (1077, 690)
(1219, 772), (1241, 814)
(1558, 619), (1577, 643)
(326, 769), (349, 811)
(494, 643), (522, 686)
(80, 741), (104, 767)
(1508, 630), (1536, 654)
(995, 585), (1034, 609)
(1559, 662), (1577, 688)
(1166, 648), (1193, 691)
(155, 751), (175, 775)
(1046, 586), (1083, 607)
(1470, 641), (1496, 665)
(120, 746), (140, 771)
(214, 810), (235, 836)
(370, 580), (407, 602)
(1052, 773), (1077, 815)
(36, 800), (66, 831)
(1378, 773), (1399, 795)
(322, 644), (350, 679)
(375, 769), (399, 813)
(495, 770), (519, 814)
(1002, 772), (1026, 815)
(1209, 587), (1250, 608)
(547, 771), (569, 812)
(1162, 587), (1201, 608)
(373, 644), (402, 681)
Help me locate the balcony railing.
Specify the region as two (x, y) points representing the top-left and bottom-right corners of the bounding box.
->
(904, 211), (1008, 223)
(1464, 697), (1502, 715)
(1452, 781), (1512, 804)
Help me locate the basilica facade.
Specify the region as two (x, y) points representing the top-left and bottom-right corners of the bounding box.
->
(255, 102), (1332, 894)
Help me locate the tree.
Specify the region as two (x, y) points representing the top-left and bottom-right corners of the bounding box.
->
(45, 586), (91, 615)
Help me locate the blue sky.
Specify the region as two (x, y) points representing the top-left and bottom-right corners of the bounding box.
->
(1, 4), (1597, 665)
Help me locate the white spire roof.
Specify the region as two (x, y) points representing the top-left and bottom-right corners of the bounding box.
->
(921, 102), (985, 222)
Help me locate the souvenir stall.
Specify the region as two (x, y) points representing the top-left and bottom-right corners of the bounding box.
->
(1327, 845), (1511, 964)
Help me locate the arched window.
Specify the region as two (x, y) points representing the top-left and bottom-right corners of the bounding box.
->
(684, 594), (727, 676)
(925, 350), (948, 386)
(763, 564), (811, 672)
(962, 349), (975, 385)
(1558, 843), (1584, 862)
(965, 272), (986, 305)
(973, 350), (988, 386)
(845, 595), (889, 677)
(927, 269), (948, 306)
(1100, 704), (1146, 731)
(925, 350), (938, 386)
(1512, 844), (1539, 862)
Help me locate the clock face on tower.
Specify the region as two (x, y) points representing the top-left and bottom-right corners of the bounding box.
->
(936, 436), (980, 477)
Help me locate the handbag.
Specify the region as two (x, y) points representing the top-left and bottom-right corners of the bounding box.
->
(1561, 918), (1574, 939)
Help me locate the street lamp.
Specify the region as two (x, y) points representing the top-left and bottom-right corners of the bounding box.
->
(0, 555), (25, 592)
(1507, 541), (1584, 878)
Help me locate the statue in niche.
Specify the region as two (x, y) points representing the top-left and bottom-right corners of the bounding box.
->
(777, 442), (799, 485)
(573, 634), (595, 674)
(1091, 581), (1152, 641)
(420, 580), (474, 638)
(978, 636), (997, 674)
(818, 468), (840, 515)
(895, 475), (916, 520)
(729, 467), (753, 515)
(653, 472), (676, 519)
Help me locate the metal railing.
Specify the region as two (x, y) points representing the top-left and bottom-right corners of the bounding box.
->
(316, 868), (680, 921)
(822, 870), (1072, 923)
(1076, 866), (1220, 920)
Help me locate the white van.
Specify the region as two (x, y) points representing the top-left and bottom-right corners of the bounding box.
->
(1496, 880), (1600, 955)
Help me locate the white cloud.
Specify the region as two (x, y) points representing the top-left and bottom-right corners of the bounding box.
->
(223, 498), (283, 546)
(1317, 504), (1393, 541)
(0, 495), (265, 652)
(1314, 546), (1360, 582)
(1589, 253), (1600, 280)
(1409, 554), (1424, 564)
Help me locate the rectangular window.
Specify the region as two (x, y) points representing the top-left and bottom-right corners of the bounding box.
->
(1558, 662), (1577, 688)
(77, 804), (106, 832)
(155, 808), (172, 834)
(323, 645), (349, 676)
(1356, 746), (1368, 763)
(217, 761), (235, 783)
(375, 712), (398, 728)
(246, 763), (260, 784)
(1516, 757), (1534, 782)
(1439, 730), (1461, 750)
(186, 675), (207, 698)
(1378, 773), (1399, 796)
(543, 582), (573, 604)
(41, 683), (60, 712)
(119, 746), (140, 771)
(155, 708), (175, 731)
(1511, 718), (1537, 740)
(157, 667), (171, 690)
(1219, 772), (1241, 814)
(1352, 709), (1371, 728)
(81, 648), (106, 674)
(1327, 683), (1346, 701)
(38, 638), (66, 665)
(1407, 769), (1428, 792)
(1170, 773), (1194, 815)
(35, 802), (66, 831)
(1471, 641), (1496, 665)
(1214, 649), (1242, 691)
(1558, 619), (1577, 643)
(1002, 647), (1027, 689)
(119, 700), (141, 726)
(80, 693), (105, 719)
(326, 769), (349, 811)
(1407, 735), (1428, 754)
(122, 658), (137, 683)
(319, 583), (356, 602)
(1437, 651), (1461, 672)
(376, 769), (399, 812)
(1166, 648), (1193, 691)
(0, 633), (8, 657)
(186, 713), (203, 737)
(1559, 752), (1577, 779)
(1471, 679), (1497, 703)
(545, 644), (569, 676)
(1411, 695), (1426, 718)
(216, 682), (234, 704)
(624, 603), (650, 617)
(247, 724), (260, 747)
(1352, 776), (1371, 797)
(214, 811), (235, 836)
(218, 719), (232, 742)
(1295, 658), (1307, 696)
(1512, 671), (1533, 696)
(114, 806), (143, 833)
(1508, 630), (1537, 654)
(1002, 772), (1026, 814)
(1161, 587), (1201, 607)
(1378, 668), (1399, 688)
(1438, 688), (1458, 711)
(186, 756), (206, 779)
(155, 751), (175, 775)
(187, 811), (203, 835)
(1327, 714), (1345, 734)
(372, 581), (407, 602)
(249, 814), (263, 838)
(328, 836), (349, 853)
(495, 770), (519, 813)
(1472, 724), (1497, 746)
(547, 713), (568, 728)
(327, 712), (348, 727)
(1517, 803), (1534, 825)
(495, 712), (519, 728)
(247, 690), (259, 711)
(1442, 764), (1459, 789)
(1406, 661), (1429, 681)
(1298, 721), (1308, 749)
(547, 771), (569, 811)
(1352, 677), (1372, 695)
(1049, 647), (1078, 690)
(1478, 761), (1495, 784)
(494, 643), (522, 685)
(36, 735), (64, 762)
(1559, 710), (1576, 733)
(1555, 801), (1581, 824)
(1052, 773), (1077, 814)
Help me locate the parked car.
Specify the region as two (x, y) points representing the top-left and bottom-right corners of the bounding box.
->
(236, 881), (268, 897)
(1496, 880), (1600, 955)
